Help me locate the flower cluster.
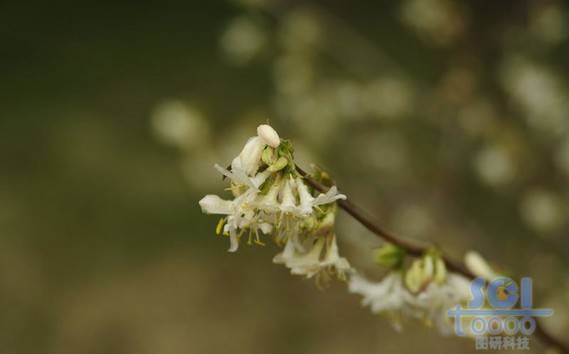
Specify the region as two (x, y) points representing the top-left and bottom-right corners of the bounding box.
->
(199, 124), (351, 283)
(196, 125), (506, 335)
(199, 124), (499, 338)
(349, 249), (474, 335)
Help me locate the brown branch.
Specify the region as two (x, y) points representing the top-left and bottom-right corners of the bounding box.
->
(297, 166), (568, 354)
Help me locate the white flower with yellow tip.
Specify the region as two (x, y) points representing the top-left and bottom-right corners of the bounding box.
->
(199, 188), (272, 252)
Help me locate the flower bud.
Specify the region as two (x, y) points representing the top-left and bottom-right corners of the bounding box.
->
(239, 136), (265, 175)
(199, 195), (233, 214)
(423, 255), (435, 279)
(405, 255), (435, 293)
(405, 261), (424, 293)
(433, 256), (447, 284)
(464, 251), (496, 280)
(374, 243), (405, 269)
(267, 156), (289, 172)
(257, 124), (281, 148)
(262, 147), (276, 165)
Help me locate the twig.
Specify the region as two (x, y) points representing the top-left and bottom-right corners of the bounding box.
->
(296, 166), (568, 354)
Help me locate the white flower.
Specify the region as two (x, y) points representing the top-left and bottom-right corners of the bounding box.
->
(199, 188), (268, 252)
(214, 163), (271, 190)
(349, 272), (416, 329)
(279, 177), (298, 213)
(257, 182), (281, 211)
(257, 124), (281, 147)
(274, 233), (352, 283)
(464, 251), (498, 280)
(349, 271), (472, 334)
(313, 186), (347, 206)
(213, 133), (272, 189)
(296, 178), (315, 214)
(281, 178), (346, 216)
(199, 124), (347, 257)
(256, 176), (346, 217)
(413, 274), (472, 335)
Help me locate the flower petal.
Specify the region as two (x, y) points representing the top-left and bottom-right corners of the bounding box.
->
(296, 178), (314, 215)
(279, 178), (297, 213)
(228, 228), (239, 252)
(239, 136), (265, 175)
(257, 124), (280, 148)
(214, 163), (257, 189)
(199, 195), (233, 214)
(313, 186), (347, 206)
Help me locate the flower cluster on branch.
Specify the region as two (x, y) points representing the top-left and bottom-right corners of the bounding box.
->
(199, 124), (351, 283)
(199, 124), (500, 332)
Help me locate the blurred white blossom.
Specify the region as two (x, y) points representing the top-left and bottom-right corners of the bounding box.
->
(279, 11), (322, 52)
(474, 144), (516, 187)
(221, 17), (266, 64)
(520, 189), (565, 235)
(501, 57), (569, 137)
(151, 100), (209, 150)
(362, 78), (414, 119)
(401, 0), (465, 46)
(464, 251), (499, 280)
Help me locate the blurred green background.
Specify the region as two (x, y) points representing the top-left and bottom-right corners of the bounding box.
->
(2, 0), (568, 353)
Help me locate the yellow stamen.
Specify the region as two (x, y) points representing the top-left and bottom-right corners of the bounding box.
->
(216, 218), (226, 236)
(254, 230), (265, 246)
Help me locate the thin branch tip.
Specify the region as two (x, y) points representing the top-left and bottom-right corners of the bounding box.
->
(297, 164), (568, 354)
